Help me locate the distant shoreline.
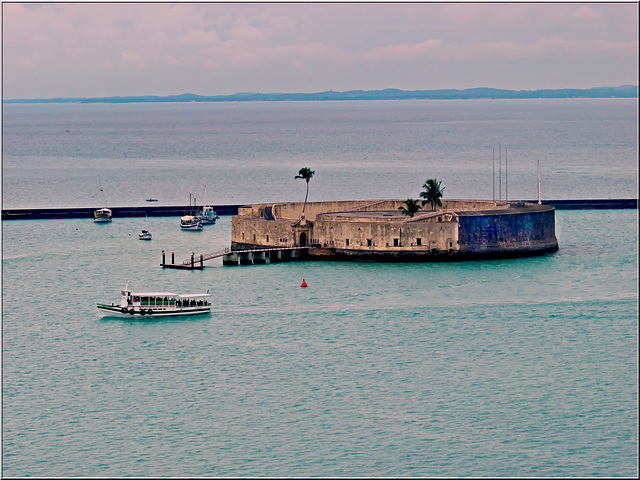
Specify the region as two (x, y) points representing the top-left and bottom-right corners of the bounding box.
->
(3, 86), (637, 104)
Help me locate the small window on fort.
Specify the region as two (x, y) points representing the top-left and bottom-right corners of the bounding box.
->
(394, 238), (399, 247)
(367, 239), (372, 247)
(416, 238), (422, 246)
(266, 235), (269, 243)
(253, 234), (256, 241)
(346, 239), (350, 246)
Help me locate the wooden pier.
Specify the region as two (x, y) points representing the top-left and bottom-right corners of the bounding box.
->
(161, 247), (310, 269)
(161, 250), (206, 269)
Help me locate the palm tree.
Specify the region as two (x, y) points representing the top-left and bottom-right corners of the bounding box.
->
(295, 167), (315, 216)
(398, 199), (422, 217)
(420, 178), (445, 211)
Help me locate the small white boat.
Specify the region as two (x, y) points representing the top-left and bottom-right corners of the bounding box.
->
(94, 207), (112, 223)
(197, 206), (218, 225)
(139, 216), (152, 240)
(97, 286), (211, 317)
(139, 229), (152, 240)
(180, 215), (203, 231)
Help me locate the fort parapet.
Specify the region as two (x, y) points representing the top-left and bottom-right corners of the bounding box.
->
(231, 199), (559, 261)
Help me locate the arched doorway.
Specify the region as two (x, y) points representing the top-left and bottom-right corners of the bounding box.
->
(299, 232), (307, 247)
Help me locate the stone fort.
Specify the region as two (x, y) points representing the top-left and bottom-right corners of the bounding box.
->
(231, 199), (558, 261)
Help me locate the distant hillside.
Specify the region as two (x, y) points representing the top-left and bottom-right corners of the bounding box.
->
(4, 85), (637, 103)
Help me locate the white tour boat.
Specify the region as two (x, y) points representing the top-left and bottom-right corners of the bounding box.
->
(94, 207), (112, 223)
(180, 215), (203, 231)
(97, 286), (211, 317)
(197, 206), (218, 225)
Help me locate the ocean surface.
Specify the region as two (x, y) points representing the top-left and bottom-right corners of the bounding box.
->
(2, 99), (638, 477)
(2, 99), (638, 208)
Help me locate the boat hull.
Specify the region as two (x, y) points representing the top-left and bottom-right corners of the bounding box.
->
(180, 215), (203, 230)
(94, 216), (112, 223)
(97, 303), (210, 317)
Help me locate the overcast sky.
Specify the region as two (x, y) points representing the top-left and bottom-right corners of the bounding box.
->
(2, 2), (638, 99)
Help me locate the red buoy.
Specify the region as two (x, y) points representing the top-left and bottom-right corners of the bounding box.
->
(300, 279), (308, 288)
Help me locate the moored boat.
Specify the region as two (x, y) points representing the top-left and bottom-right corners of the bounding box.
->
(197, 206), (218, 225)
(139, 229), (152, 240)
(97, 286), (211, 317)
(139, 216), (152, 240)
(180, 215), (203, 230)
(94, 207), (112, 223)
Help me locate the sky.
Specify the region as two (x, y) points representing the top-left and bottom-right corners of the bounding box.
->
(1, 1), (638, 99)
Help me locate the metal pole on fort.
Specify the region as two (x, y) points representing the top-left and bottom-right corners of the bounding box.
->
(492, 148), (495, 201)
(538, 160), (542, 204)
(499, 144), (502, 201)
(505, 148), (508, 201)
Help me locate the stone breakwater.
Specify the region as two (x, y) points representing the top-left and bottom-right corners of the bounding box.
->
(1, 205), (242, 220)
(2, 199), (635, 220)
(231, 199), (560, 262)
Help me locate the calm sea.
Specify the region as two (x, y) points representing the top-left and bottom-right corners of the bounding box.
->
(2, 99), (638, 477)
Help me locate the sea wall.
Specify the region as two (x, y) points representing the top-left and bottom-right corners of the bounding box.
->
(3, 199), (635, 220)
(1, 204), (241, 220)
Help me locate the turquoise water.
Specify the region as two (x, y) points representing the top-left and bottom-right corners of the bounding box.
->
(2, 99), (638, 476)
(2, 210), (637, 477)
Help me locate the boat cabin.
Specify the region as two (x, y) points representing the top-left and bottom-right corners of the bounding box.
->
(120, 290), (210, 309)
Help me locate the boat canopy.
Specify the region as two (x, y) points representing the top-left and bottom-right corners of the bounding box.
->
(121, 291), (209, 298)
(179, 293), (212, 299)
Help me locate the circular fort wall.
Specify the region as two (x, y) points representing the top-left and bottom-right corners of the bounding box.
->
(231, 200), (558, 260)
(456, 205), (558, 258)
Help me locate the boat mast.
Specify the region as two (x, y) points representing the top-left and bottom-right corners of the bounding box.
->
(505, 148), (508, 202)
(202, 184), (207, 211)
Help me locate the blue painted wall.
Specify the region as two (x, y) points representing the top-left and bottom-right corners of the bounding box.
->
(458, 209), (557, 254)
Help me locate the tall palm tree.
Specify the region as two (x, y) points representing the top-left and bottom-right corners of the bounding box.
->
(420, 178), (445, 211)
(398, 199), (422, 217)
(295, 167), (315, 216)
